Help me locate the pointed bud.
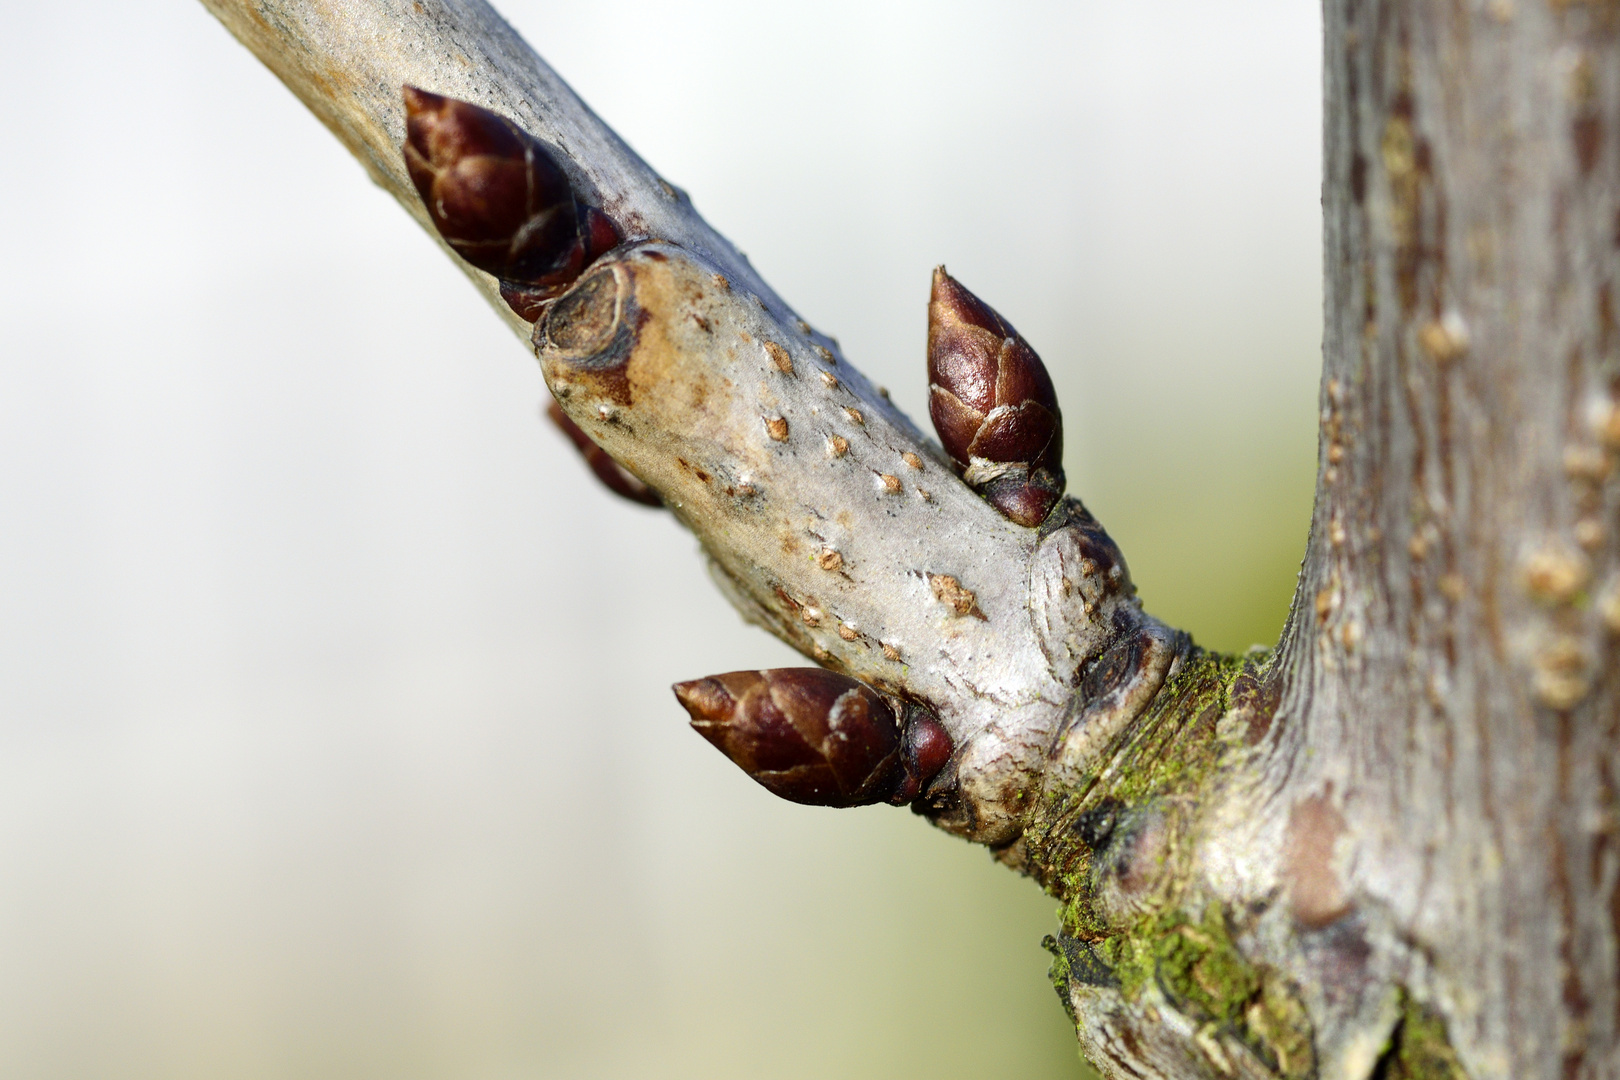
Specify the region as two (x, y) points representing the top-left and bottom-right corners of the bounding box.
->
(545, 401), (661, 507)
(926, 267), (1065, 527)
(674, 669), (902, 807)
(402, 87), (619, 320)
(673, 670), (956, 808)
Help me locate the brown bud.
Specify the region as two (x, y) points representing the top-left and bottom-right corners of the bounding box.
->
(926, 267), (1065, 527)
(402, 87), (619, 321)
(887, 711), (955, 805)
(545, 401), (661, 507)
(673, 669), (901, 807)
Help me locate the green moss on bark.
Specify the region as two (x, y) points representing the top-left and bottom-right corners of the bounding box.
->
(1028, 648), (1254, 917)
(1376, 995), (1468, 1080)
(1032, 648), (1312, 1078)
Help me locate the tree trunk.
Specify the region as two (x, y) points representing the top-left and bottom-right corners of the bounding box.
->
(1282, 2), (1619, 1075)
(198, 2), (1620, 1078)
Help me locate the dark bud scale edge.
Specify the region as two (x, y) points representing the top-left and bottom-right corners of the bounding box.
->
(545, 401), (662, 507)
(926, 267), (1065, 527)
(402, 86), (619, 322)
(672, 669), (953, 808)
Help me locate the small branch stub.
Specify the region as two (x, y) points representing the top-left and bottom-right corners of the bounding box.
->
(927, 267), (1066, 527)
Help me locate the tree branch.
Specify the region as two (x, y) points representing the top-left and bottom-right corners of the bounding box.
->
(202, 3), (1620, 1079)
(202, 0), (1178, 851)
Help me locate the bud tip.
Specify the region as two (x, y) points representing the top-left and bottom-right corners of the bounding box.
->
(925, 267), (1066, 528)
(401, 86), (620, 320)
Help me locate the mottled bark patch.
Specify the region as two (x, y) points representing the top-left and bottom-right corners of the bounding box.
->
(1284, 792), (1352, 929)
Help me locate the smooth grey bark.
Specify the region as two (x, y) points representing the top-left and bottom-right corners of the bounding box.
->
(199, 2), (1620, 1079)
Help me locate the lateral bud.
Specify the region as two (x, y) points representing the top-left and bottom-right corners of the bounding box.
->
(402, 86), (619, 321)
(545, 401), (661, 507)
(926, 267), (1065, 527)
(672, 670), (953, 807)
(888, 711), (954, 805)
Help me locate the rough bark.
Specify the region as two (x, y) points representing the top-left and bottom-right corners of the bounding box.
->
(1284, 3), (1620, 1075)
(198, 2), (1620, 1079)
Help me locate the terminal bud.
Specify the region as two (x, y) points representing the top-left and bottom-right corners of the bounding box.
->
(402, 87), (619, 320)
(927, 267), (1065, 526)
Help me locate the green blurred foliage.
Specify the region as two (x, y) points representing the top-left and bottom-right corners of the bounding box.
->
(1089, 423), (1318, 657)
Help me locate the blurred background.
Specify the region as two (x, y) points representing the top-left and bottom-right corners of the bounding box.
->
(0, 2), (1320, 1077)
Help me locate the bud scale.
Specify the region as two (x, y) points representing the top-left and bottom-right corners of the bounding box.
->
(926, 267), (1066, 526)
(672, 670), (956, 808)
(402, 87), (620, 321)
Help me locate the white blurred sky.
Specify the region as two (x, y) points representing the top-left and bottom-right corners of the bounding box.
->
(0, 2), (1320, 1077)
